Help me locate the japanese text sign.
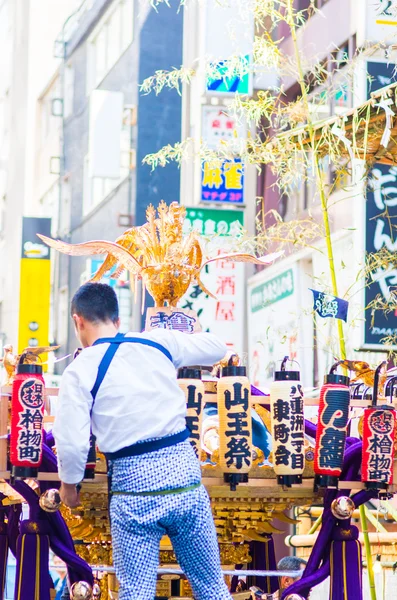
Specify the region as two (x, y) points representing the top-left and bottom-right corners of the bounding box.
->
(179, 379), (204, 459)
(181, 208), (244, 353)
(202, 106), (247, 150)
(314, 384), (350, 477)
(362, 407), (396, 485)
(364, 62), (397, 348)
(271, 383), (305, 476)
(10, 374), (45, 468)
(218, 378), (252, 473)
(201, 158), (244, 204)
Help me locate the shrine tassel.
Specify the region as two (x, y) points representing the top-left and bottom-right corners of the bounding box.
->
(10, 364), (45, 479)
(178, 368), (204, 459)
(362, 361), (396, 491)
(329, 525), (362, 600)
(270, 357), (305, 487)
(14, 520), (51, 600)
(0, 511), (8, 600)
(218, 365), (252, 491)
(314, 364), (350, 489)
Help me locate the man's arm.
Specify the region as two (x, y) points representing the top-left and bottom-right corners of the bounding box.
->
(154, 330), (228, 369)
(53, 367), (92, 504)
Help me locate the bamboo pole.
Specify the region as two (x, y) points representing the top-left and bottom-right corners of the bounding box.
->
(285, 1), (373, 595)
(308, 515), (322, 535)
(360, 504), (377, 600)
(285, 0), (346, 361)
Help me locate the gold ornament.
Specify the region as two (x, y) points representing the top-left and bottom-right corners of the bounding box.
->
(39, 489), (61, 513)
(38, 201), (281, 307)
(70, 581), (93, 600)
(1, 344), (59, 385)
(285, 595), (305, 600)
(331, 496), (355, 520)
(92, 583), (101, 599)
(336, 360), (386, 389)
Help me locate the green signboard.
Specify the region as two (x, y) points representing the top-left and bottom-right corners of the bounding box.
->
(184, 207), (244, 237)
(250, 269), (294, 314)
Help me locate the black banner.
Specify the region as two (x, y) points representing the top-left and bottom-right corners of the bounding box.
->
(364, 62), (397, 347)
(21, 217), (51, 260)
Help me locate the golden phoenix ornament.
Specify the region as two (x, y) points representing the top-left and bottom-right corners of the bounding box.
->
(38, 201), (281, 307)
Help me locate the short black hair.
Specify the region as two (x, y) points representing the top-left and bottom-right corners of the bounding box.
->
(277, 556), (307, 572)
(71, 283), (119, 324)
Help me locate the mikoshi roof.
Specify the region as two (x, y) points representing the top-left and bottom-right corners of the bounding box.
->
(273, 81), (397, 166)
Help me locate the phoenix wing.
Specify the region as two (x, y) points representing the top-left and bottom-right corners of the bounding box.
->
(201, 250), (283, 269)
(37, 235), (142, 276)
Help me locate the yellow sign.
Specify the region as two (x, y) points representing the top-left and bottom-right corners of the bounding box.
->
(18, 218), (52, 367)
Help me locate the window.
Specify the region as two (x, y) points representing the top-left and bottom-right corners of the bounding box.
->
(87, 0), (134, 91)
(83, 107), (132, 216)
(63, 64), (74, 119)
(40, 182), (60, 234)
(57, 287), (69, 346)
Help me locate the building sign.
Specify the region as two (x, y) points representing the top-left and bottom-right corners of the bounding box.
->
(18, 218), (52, 355)
(202, 106), (246, 150)
(206, 56), (252, 96)
(181, 208), (244, 353)
(367, 1), (397, 40)
(364, 62), (397, 348)
(248, 267), (299, 390)
(250, 269), (294, 313)
(201, 158), (244, 204)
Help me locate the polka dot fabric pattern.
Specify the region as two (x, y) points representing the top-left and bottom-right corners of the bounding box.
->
(111, 486), (232, 600)
(109, 441), (232, 600)
(110, 438), (202, 493)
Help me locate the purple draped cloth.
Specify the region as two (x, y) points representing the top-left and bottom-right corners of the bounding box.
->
(14, 519), (51, 600)
(247, 539), (279, 594)
(330, 525), (362, 600)
(0, 502), (8, 600)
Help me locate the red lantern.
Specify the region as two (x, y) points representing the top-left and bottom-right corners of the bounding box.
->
(362, 362), (396, 490)
(10, 364), (45, 479)
(314, 364), (350, 489)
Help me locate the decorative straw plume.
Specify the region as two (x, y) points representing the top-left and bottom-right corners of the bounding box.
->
(1, 344), (59, 386)
(38, 201), (282, 308)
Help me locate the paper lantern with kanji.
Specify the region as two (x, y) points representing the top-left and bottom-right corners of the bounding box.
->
(178, 368), (204, 459)
(362, 407), (396, 489)
(314, 365), (350, 489)
(10, 364), (45, 478)
(270, 357), (305, 487)
(362, 361), (396, 490)
(218, 365), (252, 490)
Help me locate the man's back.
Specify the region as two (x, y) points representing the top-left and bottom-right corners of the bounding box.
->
(53, 329), (226, 485)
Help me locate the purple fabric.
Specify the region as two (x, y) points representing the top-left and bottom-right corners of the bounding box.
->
(14, 520), (51, 600)
(0, 510), (8, 599)
(329, 525), (362, 600)
(248, 539), (279, 595)
(10, 477), (93, 588)
(251, 385), (267, 397)
(7, 504), (22, 558)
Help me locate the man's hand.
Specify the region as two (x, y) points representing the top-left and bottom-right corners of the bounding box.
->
(59, 483), (80, 508)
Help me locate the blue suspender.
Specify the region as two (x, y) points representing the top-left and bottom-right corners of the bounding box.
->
(89, 332), (189, 465)
(90, 333), (172, 401)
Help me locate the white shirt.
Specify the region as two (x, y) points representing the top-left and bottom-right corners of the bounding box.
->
(53, 329), (227, 484)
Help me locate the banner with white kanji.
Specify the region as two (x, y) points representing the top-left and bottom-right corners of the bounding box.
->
(181, 208), (245, 355)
